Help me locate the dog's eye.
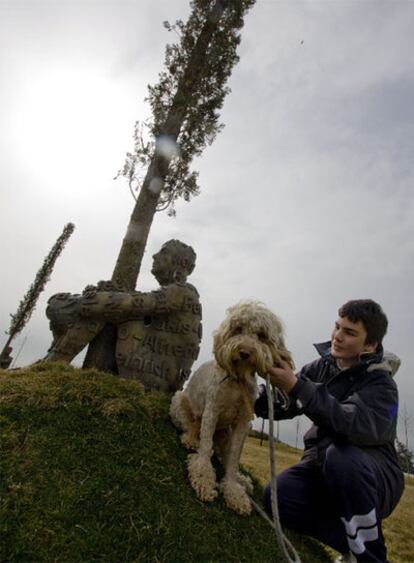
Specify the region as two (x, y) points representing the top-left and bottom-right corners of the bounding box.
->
(257, 332), (267, 341)
(233, 326), (243, 334)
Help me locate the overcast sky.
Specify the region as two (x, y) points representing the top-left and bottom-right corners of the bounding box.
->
(1, 0), (413, 447)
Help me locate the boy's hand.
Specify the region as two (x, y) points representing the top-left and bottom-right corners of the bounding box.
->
(267, 360), (297, 393)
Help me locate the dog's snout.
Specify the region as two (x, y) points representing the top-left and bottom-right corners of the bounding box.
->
(239, 350), (251, 360)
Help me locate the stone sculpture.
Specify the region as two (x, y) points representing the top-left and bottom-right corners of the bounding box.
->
(45, 240), (202, 392)
(0, 346), (13, 369)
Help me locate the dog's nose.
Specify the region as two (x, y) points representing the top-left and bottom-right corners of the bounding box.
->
(239, 350), (251, 360)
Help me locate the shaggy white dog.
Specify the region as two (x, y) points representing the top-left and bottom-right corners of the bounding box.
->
(170, 301), (293, 515)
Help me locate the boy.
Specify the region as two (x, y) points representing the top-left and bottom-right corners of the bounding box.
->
(255, 299), (404, 562)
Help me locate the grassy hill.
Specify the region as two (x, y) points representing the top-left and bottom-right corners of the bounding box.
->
(0, 363), (331, 563)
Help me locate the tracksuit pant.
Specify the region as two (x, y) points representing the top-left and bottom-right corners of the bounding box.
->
(263, 444), (404, 562)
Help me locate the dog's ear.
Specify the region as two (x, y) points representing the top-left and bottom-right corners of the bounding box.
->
(270, 351), (283, 369)
(280, 348), (295, 370)
(271, 348), (295, 370)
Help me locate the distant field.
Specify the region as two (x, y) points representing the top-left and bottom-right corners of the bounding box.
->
(241, 436), (414, 563)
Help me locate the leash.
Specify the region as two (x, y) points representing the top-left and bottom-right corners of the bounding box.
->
(220, 368), (300, 561)
(250, 375), (301, 563)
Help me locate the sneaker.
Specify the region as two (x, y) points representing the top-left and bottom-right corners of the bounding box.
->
(335, 553), (357, 563)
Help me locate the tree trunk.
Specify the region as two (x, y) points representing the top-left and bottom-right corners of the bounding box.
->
(83, 159), (163, 370)
(112, 158), (169, 290)
(84, 0), (229, 371)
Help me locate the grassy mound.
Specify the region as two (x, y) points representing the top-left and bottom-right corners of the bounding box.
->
(0, 363), (330, 562)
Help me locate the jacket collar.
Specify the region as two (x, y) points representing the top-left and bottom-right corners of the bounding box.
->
(314, 340), (384, 367)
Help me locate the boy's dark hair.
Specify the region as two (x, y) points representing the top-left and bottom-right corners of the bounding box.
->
(338, 299), (388, 347)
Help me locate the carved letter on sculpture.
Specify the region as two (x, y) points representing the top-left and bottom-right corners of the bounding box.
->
(115, 283), (202, 392)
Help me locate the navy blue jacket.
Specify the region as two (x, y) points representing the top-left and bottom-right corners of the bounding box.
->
(254, 342), (404, 506)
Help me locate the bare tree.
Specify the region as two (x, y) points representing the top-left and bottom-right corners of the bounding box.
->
(84, 0), (256, 370)
(400, 403), (412, 450)
(295, 417), (301, 450)
(0, 223), (75, 369)
(395, 438), (413, 475)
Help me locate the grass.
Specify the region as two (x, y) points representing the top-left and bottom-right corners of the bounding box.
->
(241, 435), (414, 563)
(0, 363), (331, 563)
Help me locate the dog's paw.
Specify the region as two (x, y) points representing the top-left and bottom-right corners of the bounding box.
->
(237, 472), (254, 495)
(219, 478), (252, 515)
(181, 431), (199, 451)
(187, 453), (218, 502)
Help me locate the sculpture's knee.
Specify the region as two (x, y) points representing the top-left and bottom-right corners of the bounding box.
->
(46, 293), (81, 334)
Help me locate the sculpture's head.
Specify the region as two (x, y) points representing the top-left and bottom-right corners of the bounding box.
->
(151, 239), (196, 285)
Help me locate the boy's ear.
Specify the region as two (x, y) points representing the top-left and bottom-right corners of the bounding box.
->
(363, 341), (378, 354)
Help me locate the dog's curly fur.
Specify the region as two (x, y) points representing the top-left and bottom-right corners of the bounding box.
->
(170, 301), (293, 515)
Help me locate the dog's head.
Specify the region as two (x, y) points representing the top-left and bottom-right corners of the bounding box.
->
(213, 301), (294, 380)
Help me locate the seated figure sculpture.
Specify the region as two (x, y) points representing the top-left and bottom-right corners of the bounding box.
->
(45, 239), (202, 392)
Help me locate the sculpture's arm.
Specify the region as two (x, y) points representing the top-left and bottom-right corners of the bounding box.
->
(78, 291), (155, 322)
(78, 285), (189, 323)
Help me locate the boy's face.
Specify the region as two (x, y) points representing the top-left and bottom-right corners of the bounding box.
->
(331, 316), (377, 367)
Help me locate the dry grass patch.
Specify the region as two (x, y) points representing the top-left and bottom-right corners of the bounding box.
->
(382, 475), (414, 563)
(241, 434), (302, 485)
